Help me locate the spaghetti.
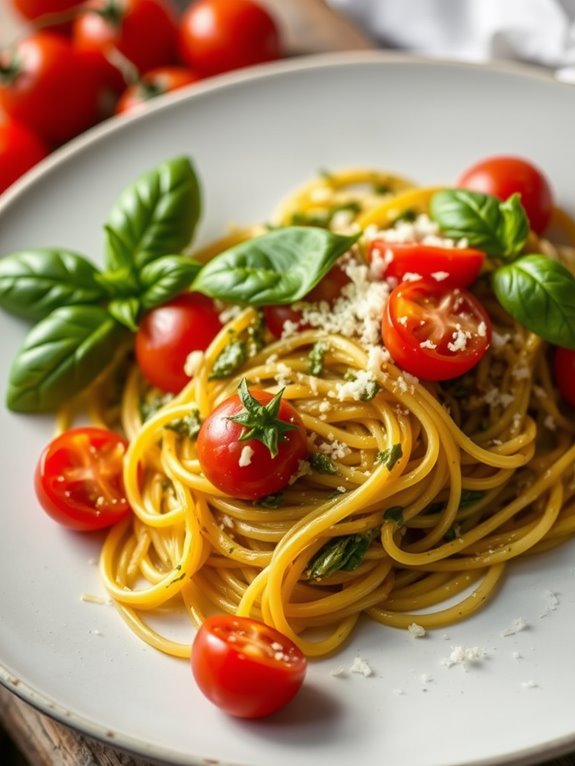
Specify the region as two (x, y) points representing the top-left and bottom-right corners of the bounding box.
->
(89, 168), (575, 659)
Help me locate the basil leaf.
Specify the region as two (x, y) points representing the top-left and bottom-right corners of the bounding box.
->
(430, 190), (528, 258)
(193, 227), (359, 306)
(309, 452), (337, 475)
(208, 339), (246, 380)
(6, 306), (126, 412)
(308, 532), (373, 581)
(0, 249), (107, 321)
(104, 156), (201, 273)
(492, 254), (575, 348)
(376, 443), (403, 470)
(139, 255), (202, 310)
(108, 297), (140, 331)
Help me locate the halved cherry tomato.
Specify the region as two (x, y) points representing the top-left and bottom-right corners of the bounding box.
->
(135, 292), (222, 394)
(0, 115), (49, 194)
(382, 279), (492, 381)
(35, 427), (131, 531)
(73, 0), (179, 75)
(191, 614), (307, 718)
(178, 0), (281, 77)
(196, 384), (307, 500)
(263, 264), (350, 339)
(115, 66), (201, 114)
(553, 347), (575, 407)
(367, 241), (485, 288)
(10, 0), (79, 34)
(458, 155), (553, 235)
(0, 32), (107, 145)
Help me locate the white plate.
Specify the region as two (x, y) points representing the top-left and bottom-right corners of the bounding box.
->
(1, 52), (574, 766)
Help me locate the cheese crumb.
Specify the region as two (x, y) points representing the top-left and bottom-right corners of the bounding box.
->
(440, 646), (485, 669)
(184, 350), (204, 377)
(408, 622), (427, 638)
(501, 617), (529, 637)
(350, 656), (373, 677)
(238, 445), (254, 467)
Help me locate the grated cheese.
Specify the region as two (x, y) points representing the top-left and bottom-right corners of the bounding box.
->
(238, 445), (254, 467)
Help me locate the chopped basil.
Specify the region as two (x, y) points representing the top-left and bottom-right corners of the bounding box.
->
(376, 443), (403, 471)
(307, 531), (375, 581)
(165, 409), (202, 440)
(383, 506), (404, 525)
(309, 452), (338, 475)
(209, 339), (246, 380)
(308, 341), (327, 376)
(256, 492), (284, 509)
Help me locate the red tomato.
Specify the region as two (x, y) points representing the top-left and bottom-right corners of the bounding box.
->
(10, 0), (79, 33)
(458, 155), (554, 235)
(35, 427), (131, 531)
(382, 280), (492, 381)
(191, 615), (307, 718)
(0, 32), (106, 145)
(196, 384), (307, 500)
(368, 241), (485, 288)
(0, 116), (49, 194)
(553, 347), (575, 407)
(115, 66), (201, 114)
(179, 0), (281, 77)
(135, 292), (222, 394)
(73, 0), (178, 75)
(263, 264), (350, 339)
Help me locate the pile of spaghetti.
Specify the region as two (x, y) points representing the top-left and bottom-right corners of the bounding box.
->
(89, 167), (575, 659)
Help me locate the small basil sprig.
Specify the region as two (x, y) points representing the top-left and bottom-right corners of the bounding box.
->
(493, 255), (575, 348)
(431, 188), (575, 349)
(2, 157), (202, 412)
(193, 227), (359, 305)
(430, 189), (528, 259)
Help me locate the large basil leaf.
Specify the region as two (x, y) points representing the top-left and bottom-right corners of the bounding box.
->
(104, 156), (201, 273)
(492, 254), (575, 348)
(307, 532), (374, 581)
(6, 306), (126, 412)
(139, 255), (202, 310)
(430, 189), (528, 259)
(193, 227), (359, 305)
(0, 249), (107, 321)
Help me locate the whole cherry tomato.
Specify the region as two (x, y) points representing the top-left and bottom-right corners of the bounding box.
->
(196, 381), (308, 500)
(367, 241), (485, 288)
(381, 279), (492, 381)
(192, 614), (307, 718)
(458, 155), (554, 235)
(0, 115), (49, 194)
(0, 32), (107, 145)
(73, 0), (179, 75)
(135, 292), (222, 394)
(115, 66), (201, 114)
(263, 263), (350, 339)
(35, 427), (132, 531)
(10, 0), (80, 33)
(179, 0), (281, 76)
(553, 346), (575, 407)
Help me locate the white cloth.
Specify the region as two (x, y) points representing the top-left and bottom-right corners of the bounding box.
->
(327, 0), (575, 82)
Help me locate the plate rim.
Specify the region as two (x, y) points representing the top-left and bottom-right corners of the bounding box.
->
(0, 50), (574, 766)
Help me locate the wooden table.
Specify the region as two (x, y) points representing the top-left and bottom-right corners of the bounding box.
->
(1, 2), (574, 765)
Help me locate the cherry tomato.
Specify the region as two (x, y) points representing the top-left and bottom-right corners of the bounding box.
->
(135, 292), (222, 394)
(368, 241), (485, 288)
(73, 0), (179, 75)
(263, 264), (350, 339)
(178, 0), (281, 77)
(35, 427), (131, 531)
(458, 155), (554, 235)
(196, 385), (307, 500)
(0, 32), (106, 145)
(191, 614), (307, 718)
(0, 116), (49, 194)
(10, 0), (79, 34)
(382, 280), (492, 381)
(115, 66), (201, 114)
(553, 347), (575, 407)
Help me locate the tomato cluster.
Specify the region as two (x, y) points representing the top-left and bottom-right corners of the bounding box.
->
(0, 0), (281, 193)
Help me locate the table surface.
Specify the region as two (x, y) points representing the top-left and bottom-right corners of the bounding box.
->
(1, 2), (574, 765)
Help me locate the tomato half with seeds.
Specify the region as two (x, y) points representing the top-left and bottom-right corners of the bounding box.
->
(192, 614), (307, 718)
(35, 427), (131, 531)
(196, 382), (307, 500)
(382, 280), (492, 381)
(368, 241), (485, 288)
(553, 347), (575, 407)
